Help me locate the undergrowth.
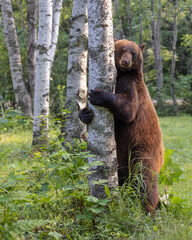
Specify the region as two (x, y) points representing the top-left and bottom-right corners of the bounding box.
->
(0, 112), (192, 239)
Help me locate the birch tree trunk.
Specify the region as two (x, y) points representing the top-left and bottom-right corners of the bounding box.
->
(171, 0), (178, 116)
(0, 0), (32, 116)
(27, 0), (37, 111)
(50, 0), (63, 66)
(114, 0), (125, 39)
(64, 0), (88, 142)
(151, 0), (163, 109)
(87, 0), (118, 198)
(33, 0), (52, 145)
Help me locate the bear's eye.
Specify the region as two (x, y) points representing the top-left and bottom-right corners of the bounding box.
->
(119, 49), (124, 56)
(132, 52), (136, 58)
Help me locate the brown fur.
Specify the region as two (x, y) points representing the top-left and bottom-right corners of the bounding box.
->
(79, 39), (164, 213)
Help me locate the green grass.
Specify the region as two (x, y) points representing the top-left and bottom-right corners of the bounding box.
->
(160, 116), (192, 202)
(0, 116), (192, 239)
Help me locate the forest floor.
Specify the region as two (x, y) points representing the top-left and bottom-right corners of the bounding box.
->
(0, 116), (192, 239)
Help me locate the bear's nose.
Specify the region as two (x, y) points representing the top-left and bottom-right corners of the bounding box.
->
(122, 59), (130, 65)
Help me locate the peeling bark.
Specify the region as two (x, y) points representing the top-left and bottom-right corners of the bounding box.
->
(33, 0), (52, 145)
(64, 0), (88, 142)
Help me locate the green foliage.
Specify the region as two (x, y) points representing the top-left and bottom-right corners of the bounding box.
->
(159, 149), (183, 186)
(0, 220), (51, 240)
(0, 109), (31, 131)
(1, 116), (192, 239)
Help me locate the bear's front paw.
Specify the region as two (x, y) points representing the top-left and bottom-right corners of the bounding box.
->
(79, 107), (94, 124)
(89, 88), (113, 107)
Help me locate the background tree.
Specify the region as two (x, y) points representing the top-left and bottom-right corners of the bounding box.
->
(50, 0), (63, 66)
(171, 0), (179, 115)
(87, 0), (118, 198)
(64, 0), (88, 142)
(114, 0), (125, 39)
(151, 0), (163, 109)
(32, 0), (53, 145)
(27, 0), (37, 112)
(33, 0), (63, 145)
(127, 0), (134, 40)
(1, 0), (192, 116)
(0, 0), (32, 116)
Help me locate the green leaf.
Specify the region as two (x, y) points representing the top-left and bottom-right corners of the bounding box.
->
(163, 149), (174, 169)
(0, 118), (9, 124)
(86, 207), (104, 214)
(90, 161), (104, 167)
(92, 179), (108, 185)
(161, 174), (173, 185)
(62, 185), (75, 190)
(75, 183), (89, 189)
(87, 196), (99, 203)
(105, 185), (111, 198)
(48, 231), (63, 240)
(171, 196), (185, 205)
(79, 163), (90, 170)
(40, 182), (50, 192)
(6, 110), (23, 117)
(62, 152), (70, 160)
(153, 225), (158, 231)
(170, 167), (183, 179)
(17, 120), (27, 124)
(98, 198), (110, 206)
(76, 214), (87, 220)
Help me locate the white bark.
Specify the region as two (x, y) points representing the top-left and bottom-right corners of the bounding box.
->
(1, 0), (32, 116)
(87, 0), (118, 198)
(50, 0), (63, 65)
(33, 0), (52, 145)
(64, 0), (88, 142)
(27, 0), (37, 111)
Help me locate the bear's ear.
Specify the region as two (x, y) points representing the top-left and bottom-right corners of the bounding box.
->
(139, 43), (146, 53)
(114, 38), (118, 43)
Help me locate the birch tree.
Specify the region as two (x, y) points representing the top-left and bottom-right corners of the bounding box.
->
(0, 0), (32, 116)
(64, 0), (88, 142)
(50, 0), (63, 66)
(87, 0), (118, 198)
(171, 0), (178, 115)
(32, 0), (62, 144)
(27, 0), (37, 110)
(33, 0), (53, 145)
(151, 0), (163, 109)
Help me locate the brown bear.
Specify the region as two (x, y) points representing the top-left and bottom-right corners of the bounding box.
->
(79, 39), (164, 213)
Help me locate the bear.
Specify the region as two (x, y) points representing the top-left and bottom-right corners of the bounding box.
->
(79, 39), (164, 213)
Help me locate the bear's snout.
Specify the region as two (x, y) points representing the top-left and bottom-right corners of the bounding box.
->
(120, 53), (132, 69)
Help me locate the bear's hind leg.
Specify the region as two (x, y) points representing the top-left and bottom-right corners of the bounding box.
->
(141, 169), (159, 213)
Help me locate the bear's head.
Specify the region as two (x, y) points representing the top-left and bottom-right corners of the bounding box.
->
(114, 39), (145, 72)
